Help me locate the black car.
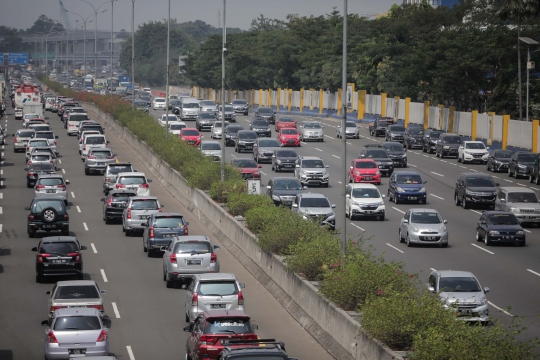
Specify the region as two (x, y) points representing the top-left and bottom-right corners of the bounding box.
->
(487, 149), (513, 173)
(249, 117), (271, 137)
(218, 339), (297, 360)
(168, 99), (181, 111)
(31, 236), (87, 282)
(142, 213), (189, 257)
(26, 163), (56, 188)
(134, 100), (149, 112)
(140, 96), (151, 107)
(255, 106), (275, 124)
(101, 190), (138, 224)
(271, 149), (299, 172)
(422, 129), (445, 154)
(508, 151), (536, 179)
(454, 173), (499, 209)
(528, 153), (540, 184)
(381, 142), (407, 167)
(385, 125), (406, 143)
(369, 117), (393, 137)
(476, 211), (525, 246)
(358, 145), (394, 176)
(224, 125), (244, 146)
(196, 112), (217, 132)
(234, 130), (257, 153)
(266, 177), (305, 206)
(435, 133), (462, 158)
(26, 198), (70, 238)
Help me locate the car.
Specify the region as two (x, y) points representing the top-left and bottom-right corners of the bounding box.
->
(384, 124), (405, 142)
(113, 172), (152, 196)
(23, 113), (42, 124)
(31, 236), (86, 281)
(271, 149), (299, 172)
(134, 100), (149, 112)
(199, 99), (218, 113)
(277, 128), (301, 147)
(217, 339), (296, 360)
(196, 112), (217, 131)
(35, 131), (59, 154)
(140, 95), (151, 107)
(387, 171), (427, 204)
(84, 147), (116, 175)
(348, 159), (381, 184)
(167, 120), (187, 135)
(234, 130), (257, 153)
(475, 211), (526, 246)
(486, 149), (513, 173)
(78, 122), (102, 139)
(0, 125), (5, 145)
(199, 140), (222, 161)
(210, 121), (230, 139)
(180, 101), (201, 121)
(528, 153), (540, 184)
(26, 198), (70, 238)
(336, 121), (359, 139)
(28, 151), (57, 168)
(34, 174), (69, 204)
(266, 177), (305, 206)
(426, 270), (489, 323)
(422, 129), (445, 154)
(184, 310), (257, 360)
(180, 128), (203, 146)
(231, 158), (262, 180)
(249, 117), (271, 137)
(46, 280), (106, 320)
(369, 117), (393, 137)
(169, 98), (182, 111)
(14, 107), (23, 119)
(26, 163), (56, 188)
(13, 128), (36, 153)
(345, 183), (385, 220)
(162, 235), (220, 287)
(508, 151), (536, 179)
(294, 156), (330, 187)
(454, 173), (498, 209)
(299, 120), (324, 142)
(79, 131), (102, 153)
(255, 106), (275, 123)
(42, 308), (109, 359)
(152, 97), (166, 110)
(458, 141), (489, 164)
(29, 124), (51, 133)
(100, 189), (138, 224)
(142, 212), (189, 256)
(275, 116), (297, 132)
(435, 133), (462, 158)
(224, 125), (244, 146)
(121, 196), (163, 236)
(231, 99), (249, 115)
(26, 119), (48, 129)
(66, 112), (89, 134)
(102, 162), (136, 195)
(494, 187), (540, 225)
(26, 138), (51, 161)
(291, 193), (336, 230)
(381, 142), (407, 167)
(185, 273), (245, 322)
(253, 137), (280, 163)
(158, 114), (179, 127)
(399, 208), (448, 247)
(358, 146), (394, 177)
(81, 134), (109, 160)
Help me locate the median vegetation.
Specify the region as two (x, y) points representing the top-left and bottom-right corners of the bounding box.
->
(42, 77), (540, 358)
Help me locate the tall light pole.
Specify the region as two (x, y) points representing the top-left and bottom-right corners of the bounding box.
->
(65, 10), (95, 75)
(165, 0), (171, 138)
(340, 0), (348, 261)
(519, 37), (539, 122)
(220, 0), (226, 182)
(109, 0), (117, 98)
(81, 0), (109, 88)
(131, 0), (135, 109)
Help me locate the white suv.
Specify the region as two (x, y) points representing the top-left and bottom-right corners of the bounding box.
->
(113, 172), (153, 196)
(458, 141), (489, 164)
(152, 97), (166, 110)
(80, 134), (108, 160)
(345, 183), (385, 220)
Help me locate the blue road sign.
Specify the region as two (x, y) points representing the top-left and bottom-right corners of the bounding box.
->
(8, 53), (28, 64)
(0, 53), (4, 63)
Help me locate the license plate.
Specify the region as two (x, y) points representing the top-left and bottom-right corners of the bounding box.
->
(187, 259), (201, 265)
(139, 215), (150, 219)
(529, 216), (536, 219)
(211, 304), (226, 309)
(504, 236), (513, 240)
(162, 234), (174, 238)
(282, 201), (292, 205)
(42, 225), (56, 229)
(245, 146), (252, 149)
(68, 349), (86, 355)
(46, 189), (56, 193)
(408, 197), (417, 200)
(364, 177), (372, 180)
(365, 211), (373, 214)
(52, 259), (67, 264)
(425, 237), (435, 240)
(284, 165), (293, 168)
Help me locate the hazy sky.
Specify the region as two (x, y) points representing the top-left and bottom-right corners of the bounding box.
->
(1, 0), (399, 32)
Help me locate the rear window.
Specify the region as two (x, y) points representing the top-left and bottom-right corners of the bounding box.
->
(89, 150), (112, 157)
(86, 137), (105, 145)
(32, 199), (64, 212)
(35, 132), (54, 139)
(17, 131), (35, 138)
(38, 178), (63, 186)
(119, 176), (145, 185)
(69, 114), (89, 122)
(204, 318), (253, 334)
(32, 154), (51, 161)
(130, 199), (158, 210)
(111, 192), (137, 201)
(108, 165), (133, 174)
(197, 281), (238, 296)
(154, 217), (185, 228)
(30, 140), (49, 146)
(54, 285), (99, 299)
(53, 316), (101, 331)
(31, 126), (50, 132)
(174, 241), (212, 254)
(29, 163), (55, 171)
(40, 241), (77, 254)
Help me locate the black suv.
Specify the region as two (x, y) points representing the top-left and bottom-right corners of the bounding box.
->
(454, 173), (499, 209)
(235, 130), (257, 153)
(266, 177), (305, 206)
(369, 117), (393, 137)
(385, 124), (406, 143)
(435, 133), (462, 158)
(422, 129), (445, 154)
(254, 106), (275, 124)
(381, 141), (407, 167)
(26, 198), (70, 238)
(486, 149), (513, 173)
(271, 149), (299, 172)
(142, 213), (189, 257)
(508, 151), (536, 179)
(528, 153), (540, 185)
(217, 339), (297, 360)
(358, 145), (394, 176)
(249, 117), (271, 137)
(224, 125), (244, 146)
(403, 126), (425, 149)
(101, 189), (138, 224)
(31, 236), (87, 282)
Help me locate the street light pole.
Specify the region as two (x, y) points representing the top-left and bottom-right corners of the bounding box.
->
(165, 0), (171, 138)
(110, 0), (115, 98)
(65, 11), (95, 76)
(131, 0), (135, 110)
(80, 0), (109, 91)
(340, 0), (348, 262)
(220, 0), (226, 182)
(519, 37), (539, 122)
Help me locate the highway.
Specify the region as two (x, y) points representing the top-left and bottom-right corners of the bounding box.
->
(0, 96), (335, 360)
(149, 106), (540, 342)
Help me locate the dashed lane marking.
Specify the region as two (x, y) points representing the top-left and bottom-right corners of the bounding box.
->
(386, 243), (404, 254)
(470, 209), (483, 215)
(430, 194), (444, 200)
(324, 135), (335, 139)
(524, 229), (531, 233)
(126, 346), (136, 360)
(260, 171), (267, 176)
(83, 222), (89, 231)
(502, 179), (513, 183)
(488, 301), (513, 316)
(91, 243), (98, 253)
(62, 169), (65, 174)
(332, 155), (340, 158)
(76, 206), (81, 213)
(346, 142), (353, 145)
(471, 243), (494, 255)
(112, 302), (121, 318)
(100, 269), (108, 282)
(314, 148), (323, 152)
(350, 223), (365, 231)
(58, 159), (62, 164)
(430, 171), (444, 177)
(409, 164), (417, 167)
(527, 269), (540, 277)
(71, 192), (75, 198)
(392, 207), (405, 214)
(459, 166), (467, 169)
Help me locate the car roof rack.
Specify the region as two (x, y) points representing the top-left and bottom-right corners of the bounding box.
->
(222, 338), (286, 351)
(363, 143), (382, 148)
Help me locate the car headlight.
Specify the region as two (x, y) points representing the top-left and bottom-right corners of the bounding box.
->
(443, 146), (449, 149)
(272, 195), (281, 201)
(276, 159), (282, 164)
(396, 187), (405, 192)
(375, 171), (380, 175)
(419, 187), (425, 193)
(489, 230), (500, 235)
(239, 141), (246, 144)
(518, 164), (527, 169)
(492, 160), (500, 164)
(402, 154), (407, 158)
(516, 231), (525, 235)
(323, 174), (329, 178)
(440, 226), (447, 233)
(355, 171), (361, 176)
(411, 225), (419, 232)
(510, 207), (519, 213)
(479, 298), (488, 306)
(464, 151), (471, 155)
(302, 215), (308, 220)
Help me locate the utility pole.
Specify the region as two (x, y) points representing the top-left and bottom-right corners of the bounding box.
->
(131, 0), (135, 110)
(341, 0), (348, 262)
(220, 0), (227, 182)
(165, 0), (171, 138)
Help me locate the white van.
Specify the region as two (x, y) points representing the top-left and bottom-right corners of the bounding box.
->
(67, 113), (90, 135)
(179, 97), (200, 121)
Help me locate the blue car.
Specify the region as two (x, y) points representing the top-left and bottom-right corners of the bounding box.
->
(387, 171), (427, 204)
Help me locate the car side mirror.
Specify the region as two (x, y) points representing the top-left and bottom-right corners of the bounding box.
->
(24, 167), (28, 171)
(495, 183), (500, 186)
(101, 290), (106, 294)
(183, 325), (192, 332)
(404, 148), (407, 152)
(65, 180), (70, 185)
(403, 219), (409, 224)
(325, 165), (329, 168)
(214, 245), (220, 250)
(382, 194), (386, 198)
(258, 164), (262, 168)
(55, 136), (59, 139)
(147, 179), (152, 183)
(160, 246), (167, 251)
(322, 126), (325, 129)
(487, 147), (490, 150)
(100, 198), (105, 202)
(427, 286), (435, 293)
(349, 166), (353, 170)
(266, 185), (271, 189)
(80, 246), (87, 250)
(46, 290), (51, 294)
(331, 204), (336, 208)
(345, 194), (350, 198)
(41, 320), (50, 326)
(295, 164), (300, 168)
(443, 220), (448, 224)
(25, 206), (31, 210)
(484, 287), (490, 293)
(253, 324), (259, 330)
(500, 199), (506, 203)
(292, 203), (298, 208)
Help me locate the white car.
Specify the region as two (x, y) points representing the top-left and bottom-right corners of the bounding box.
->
(158, 114), (179, 127)
(345, 183), (385, 220)
(458, 141), (489, 164)
(167, 121), (187, 135)
(79, 131), (102, 154)
(25, 138), (50, 161)
(152, 97), (166, 110)
(81, 134), (109, 160)
(113, 172), (152, 196)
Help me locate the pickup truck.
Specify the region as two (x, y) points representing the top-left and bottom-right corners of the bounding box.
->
(15, 107), (23, 120)
(369, 117), (394, 137)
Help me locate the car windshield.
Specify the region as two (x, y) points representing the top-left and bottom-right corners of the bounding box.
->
(18, 131), (35, 138)
(507, 192), (538, 203)
(444, 137), (462, 144)
(134, 101), (146, 106)
(184, 102), (199, 108)
(366, 150), (389, 158)
(282, 129), (298, 135)
(377, 120), (392, 126)
(154, 216), (185, 228)
(197, 281), (238, 296)
(397, 175), (423, 184)
(388, 126), (405, 132)
(69, 115), (88, 122)
(234, 159), (258, 168)
(232, 100), (247, 105)
(201, 101), (215, 106)
(411, 212), (441, 224)
(119, 176), (145, 185)
(465, 177), (495, 187)
(430, 132), (442, 139)
(517, 154), (536, 162)
(273, 180), (302, 190)
(53, 316), (101, 331)
(439, 277), (481, 292)
(252, 120), (268, 126)
(182, 130), (199, 136)
(204, 318), (253, 334)
(131, 199), (158, 210)
(239, 132), (257, 140)
(487, 214), (519, 225)
(54, 285), (99, 299)
(465, 142), (486, 149)
(383, 144), (404, 151)
(174, 241), (211, 253)
(86, 137), (105, 145)
(352, 188), (380, 198)
(355, 161), (377, 169)
(111, 192), (136, 201)
(258, 108), (273, 114)
(170, 124), (186, 130)
(40, 241), (77, 254)
(280, 118), (295, 123)
(493, 150), (513, 158)
(32, 200), (64, 212)
(32, 155), (51, 161)
(201, 143), (221, 150)
(155, 98), (165, 103)
(200, 113), (216, 119)
(303, 122), (321, 129)
(259, 139), (279, 147)
(214, 122), (228, 128)
(36, 132), (54, 139)
(300, 197), (330, 207)
(276, 150), (297, 158)
(108, 165), (133, 174)
(302, 160), (324, 168)
(346, 122), (357, 128)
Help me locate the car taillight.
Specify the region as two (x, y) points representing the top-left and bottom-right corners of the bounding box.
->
(140, 183), (149, 188)
(211, 253), (217, 263)
(149, 226), (154, 238)
(88, 305), (104, 311)
(106, 155), (114, 159)
(50, 306), (66, 312)
(97, 329), (107, 342)
(28, 172), (35, 177)
(116, 184), (125, 189)
(238, 290), (244, 305)
(200, 334), (217, 345)
(26, 146), (30, 151)
(83, 145), (86, 151)
(87, 155), (95, 159)
(107, 197), (113, 206)
(63, 214), (69, 220)
(127, 208), (131, 219)
(54, 141), (57, 146)
(68, 252), (80, 262)
(169, 253), (177, 264)
(27, 161), (32, 165)
(38, 253), (50, 263)
(47, 331), (58, 343)
(13, 137), (18, 143)
(36, 185), (45, 189)
(57, 185), (66, 190)
(192, 292), (198, 306)
(184, 224), (188, 235)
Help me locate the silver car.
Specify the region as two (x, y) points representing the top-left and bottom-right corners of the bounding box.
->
(46, 280), (106, 320)
(494, 187), (540, 224)
(84, 147), (117, 175)
(427, 270), (490, 324)
(122, 196), (162, 236)
(35, 131), (59, 154)
(184, 273), (245, 322)
(102, 163), (135, 195)
(13, 128), (36, 152)
(210, 121), (229, 139)
(336, 121), (359, 139)
(34, 174), (70, 204)
(42, 308), (109, 359)
(114, 172), (152, 197)
(253, 138), (280, 163)
(216, 105), (237, 122)
(299, 121), (324, 142)
(26, 138), (51, 160)
(294, 156), (330, 187)
(291, 193), (336, 229)
(199, 100), (218, 113)
(231, 99), (249, 115)
(399, 208), (448, 247)
(199, 140), (222, 161)
(28, 151), (57, 169)
(161, 235), (220, 288)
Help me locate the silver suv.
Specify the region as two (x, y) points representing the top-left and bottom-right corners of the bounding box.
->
(46, 280), (106, 320)
(494, 187), (540, 225)
(84, 147), (117, 175)
(291, 193), (336, 229)
(294, 156), (330, 187)
(102, 162), (135, 195)
(13, 129), (36, 152)
(34, 174), (70, 204)
(161, 235), (220, 288)
(122, 196), (163, 236)
(184, 273), (245, 322)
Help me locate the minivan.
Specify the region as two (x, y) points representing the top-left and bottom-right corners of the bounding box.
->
(67, 113), (90, 135)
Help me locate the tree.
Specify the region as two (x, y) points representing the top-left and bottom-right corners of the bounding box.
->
(27, 15), (64, 34)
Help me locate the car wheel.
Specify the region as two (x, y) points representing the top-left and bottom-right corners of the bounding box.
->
(143, 240), (147, 252)
(454, 193), (461, 206)
(421, 199), (427, 205)
(535, 174), (540, 185)
(147, 249), (153, 257)
(36, 273), (42, 283)
(406, 233), (413, 247)
(458, 155), (462, 163)
(78, 273), (84, 280)
(422, 144), (427, 153)
(84, 168), (89, 175)
(462, 196), (468, 209)
(105, 217), (112, 224)
(484, 234), (491, 246)
(440, 151), (445, 159)
(399, 229), (404, 243)
(530, 174), (534, 183)
(441, 243), (448, 248)
(125, 228), (131, 236)
(26, 182), (32, 188)
(348, 207), (353, 220)
(428, 147), (433, 154)
(394, 193), (400, 204)
(518, 241), (526, 247)
(514, 169), (519, 178)
(379, 212), (385, 221)
(166, 278), (173, 288)
(436, 149), (440, 157)
(28, 227), (35, 238)
(234, 146), (238, 153)
(323, 183), (329, 188)
(487, 162), (492, 172)
(476, 229), (482, 242)
(185, 312), (190, 323)
(508, 167), (513, 177)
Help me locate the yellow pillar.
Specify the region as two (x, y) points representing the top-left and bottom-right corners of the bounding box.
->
(243, 90), (246, 101)
(404, 97), (411, 128)
(532, 119), (539, 153)
(337, 88), (342, 116)
(487, 112), (495, 146)
(198, 87), (201, 98)
(471, 110), (478, 141)
(258, 89), (262, 107)
(268, 89), (273, 108)
(310, 89), (315, 111)
(502, 115), (510, 150)
(288, 89), (293, 112)
(381, 93), (387, 117)
(319, 89), (324, 115)
(192, 86), (196, 97)
(277, 88), (281, 111)
(358, 90), (366, 120)
(208, 88), (212, 101)
(251, 90), (255, 109)
(448, 106), (455, 133)
(438, 104), (445, 130)
(423, 100), (430, 130)
(299, 88), (304, 113)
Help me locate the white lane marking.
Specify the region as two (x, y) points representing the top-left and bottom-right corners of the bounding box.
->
(58, 159), (62, 164)
(409, 164), (417, 167)
(469, 169), (478, 172)
(392, 207), (405, 214)
(324, 135), (335, 139)
(524, 229), (531, 233)
(530, 187), (538, 190)
(1, 152), (3, 157)
(492, 175), (499, 178)
(0, 170), (2, 175)
(450, 163), (457, 166)
(346, 142), (353, 145)
(440, 160), (447, 163)
(0, 207), (2, 214)
(100, 269), (108, 282)
(231, 154), (236, 158)
(62, 169), (65, 174)
(126, 346), (136, 360)
(260, 171), (267, 176)
(1, 180), (3, 187)
(470, 209), (483, 215)
(471, 243), (494, 255)
(112, 302), (121, 318)
(502, 179), (513, 183)
(0, 193), (3, 199)
(430, 171), (444, 177)
(0, 224), (2, 232)
(459, 166), (467, 169)
(314, 148), (323, 152)
(350, 223), (365, 231)
(91, 243), (98, 253)
(430, 194), (444, 200)
(337, 181), (342, 184)
(430, 268), (437, 271)
(527, 269), (540, 277)
(386, 243), (404, 254)
(423, 155), (429, 158)
(517, 183), (527, 187)
(332, 155), (340, 159)
(83, 222), (89, 231)
(71, 191), (75, 198)
(488, 301), (513, 316)
(76, 206), (81, 213)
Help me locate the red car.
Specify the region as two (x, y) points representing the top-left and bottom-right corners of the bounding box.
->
(349, 159), (381, 184)
(275, 116), (297, 132)
(231, 158), (261, 179)
(180, 128), (202, 146)
(184, 310), (259, 360)
(278, 128), (301, 147)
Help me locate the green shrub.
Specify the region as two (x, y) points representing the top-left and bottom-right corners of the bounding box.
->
(245, 205), (286, 234)
(226, 193), (274, 216)
(284, 234), (341, 281)
(210, 180), (246, 203)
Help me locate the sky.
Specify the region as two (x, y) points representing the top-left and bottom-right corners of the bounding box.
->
(0, 0), (400, 32)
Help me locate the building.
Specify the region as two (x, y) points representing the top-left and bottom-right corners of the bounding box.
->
(403, 0), (461, 7)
